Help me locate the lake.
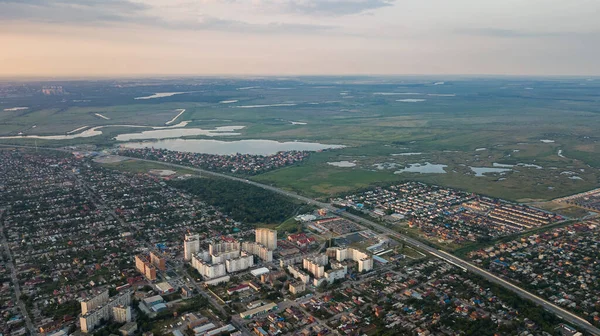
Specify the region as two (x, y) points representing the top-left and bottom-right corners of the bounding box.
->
(391, 152), (423, 156)
(394, 162), (447, 174)
(397, 99), (426, 103)
(120, 139), (345, 155)
(115, 126), (245, 141)
(470, 166), (512, 177)
(134, 92), (192, 100)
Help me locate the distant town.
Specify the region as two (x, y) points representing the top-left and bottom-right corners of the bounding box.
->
(118, 148), (311, 176)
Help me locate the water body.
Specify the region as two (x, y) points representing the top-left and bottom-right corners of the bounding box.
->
(165, 109), (186, 125)
(0, 121), (200, 141)
(395, 163), (447, 174)
(373, 92), (422, 96)
(397, 99), (426, 103)
(235, 104), (297, 108)
(373, 162), (400, 170)
(0, 127), (105, 140)
(3, 107), (29, 111)
(493, 162), (542, 169)
(67, 126), (90, 134)
(120, 139), (345, 155)
(135, 92), (191, 100)
(520, 163), (543, 169)
(470, 167), (512, 177)
(391, 153), (423, 156)
(493, 163), (514, 168)
(115, 126), (245, 141)
(327, 161), (357, 167)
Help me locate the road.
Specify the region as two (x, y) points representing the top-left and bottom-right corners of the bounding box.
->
(2, 145), (599, 335)
(0, 210), (37, 335)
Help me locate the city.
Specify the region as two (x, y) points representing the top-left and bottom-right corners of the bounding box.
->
(1, 149), (599, 336)
(1, 1), (600, 335)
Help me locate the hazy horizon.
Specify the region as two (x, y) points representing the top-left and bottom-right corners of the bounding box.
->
(2, 0), (600, 77)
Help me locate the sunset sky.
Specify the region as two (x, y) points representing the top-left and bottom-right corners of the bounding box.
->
(1, 0), (599, 77)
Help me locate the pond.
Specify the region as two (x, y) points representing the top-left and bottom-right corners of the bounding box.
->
(327, 161), (357, 167)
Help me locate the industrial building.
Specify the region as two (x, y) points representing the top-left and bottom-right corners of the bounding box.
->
(239, 302), (278, 319)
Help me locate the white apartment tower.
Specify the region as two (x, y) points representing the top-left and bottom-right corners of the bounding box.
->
(255, 228), (277, 250)
(184, 234), (200, 261)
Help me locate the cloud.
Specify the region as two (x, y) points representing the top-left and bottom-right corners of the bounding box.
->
(248, 0), (397, 16)
(455, 28), (577, 38)
(162, 15), (334, 34)
(0, 0), (333, 33)
(0, 0), (150, 24)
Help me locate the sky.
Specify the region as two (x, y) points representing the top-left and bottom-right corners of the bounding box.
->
(1, 0), (599, 77)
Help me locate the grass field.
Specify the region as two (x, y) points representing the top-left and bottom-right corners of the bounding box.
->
(97, 159), (200, 176)
(1, 77), (599, 201)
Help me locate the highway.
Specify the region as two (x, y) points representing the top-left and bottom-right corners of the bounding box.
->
(2, 145), (599, 335)
(123, 157), (600, 336)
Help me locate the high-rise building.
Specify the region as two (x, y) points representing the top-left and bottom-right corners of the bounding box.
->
(135, 255), (147, 276)
(255, 228), (277, 250)
(288, 265), (310, 284)
(242, 242), (273, 262)
(191, 255), (227, 279)
(112, 305), (132, 323)
(81, 290), (109, 315)
(184, 234), (200, 261)
(189, 237), (255, 280)
(150, 251), (166, 271)
(209, 239), (240, 255)
(328, 247), (373, 272)
(289, 281), (306, 295)
(135, 255), (157, 281)
(302, 255), (327, 279)
(225, 253), (254, 273)
(145, 264), (157, 280)
(80, 291), (131, 333)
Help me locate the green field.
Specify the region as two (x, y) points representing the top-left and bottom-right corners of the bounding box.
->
(96, 159), (200, 176)
(1, 77), (599, 201)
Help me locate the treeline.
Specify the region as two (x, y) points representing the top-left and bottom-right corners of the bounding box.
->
(169, 178), (305, 224)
